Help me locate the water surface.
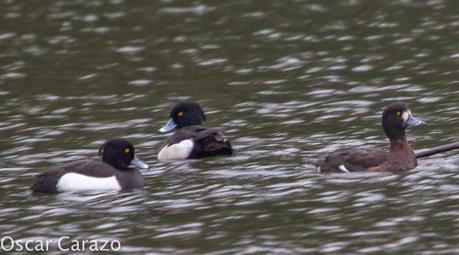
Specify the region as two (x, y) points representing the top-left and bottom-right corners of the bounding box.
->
(1, 0), (459, 254)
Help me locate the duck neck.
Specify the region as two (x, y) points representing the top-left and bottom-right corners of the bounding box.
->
(389, 136), (409, 151)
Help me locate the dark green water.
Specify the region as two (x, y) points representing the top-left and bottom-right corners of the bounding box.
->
(1, 0), (459, 254)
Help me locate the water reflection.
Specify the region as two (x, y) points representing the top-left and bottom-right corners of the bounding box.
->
(1, 0), (459, 254)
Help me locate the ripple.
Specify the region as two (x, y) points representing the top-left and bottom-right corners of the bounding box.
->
(116, 46), (145, 54)
(1, 1), (459, 254)
(352, 64), (374, 72)
(160, 5), (215, 15)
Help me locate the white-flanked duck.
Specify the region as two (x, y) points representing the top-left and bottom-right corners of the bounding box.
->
(157, 101), (233, 160)
(30, 138), (148, 193)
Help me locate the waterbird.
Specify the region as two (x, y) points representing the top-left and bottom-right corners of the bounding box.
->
(157, 101), (233, 160)
(30, 138), (148, 193)
(312, 102), (425, 173)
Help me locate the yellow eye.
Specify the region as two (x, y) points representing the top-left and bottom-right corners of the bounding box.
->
(124, 148), (130, 154)
(395, 111), (401, 117)
(177, 112), (184, 117)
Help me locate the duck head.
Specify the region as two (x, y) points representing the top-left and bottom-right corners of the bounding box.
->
(159, 101), (206, 133)
(98, 139), (148, 170)
(382, 102), (425, 140)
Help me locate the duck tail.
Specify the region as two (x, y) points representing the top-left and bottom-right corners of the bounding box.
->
(30, 172), (60, 194)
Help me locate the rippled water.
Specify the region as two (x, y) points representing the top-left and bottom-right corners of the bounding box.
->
(2, 0), (459, 254)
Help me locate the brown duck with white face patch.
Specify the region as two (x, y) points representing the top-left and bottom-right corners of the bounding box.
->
(312, 102), (425, 173)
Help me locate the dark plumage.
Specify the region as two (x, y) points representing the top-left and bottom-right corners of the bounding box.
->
(312, 102), (425, 173)
(158, 101), (233, 160)
(30, 139), (148, 193)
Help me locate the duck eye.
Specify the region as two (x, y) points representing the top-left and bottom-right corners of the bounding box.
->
(124, 148), (130, 154)
(395, 111), (401, 117)
(177, 112), (184, 117)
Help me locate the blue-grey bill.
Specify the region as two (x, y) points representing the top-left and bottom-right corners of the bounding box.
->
(131, 155), (149, 169)
(406, 116), (425, 126)
(159, 118), (177, 133)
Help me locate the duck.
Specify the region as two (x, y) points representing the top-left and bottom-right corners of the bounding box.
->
(312, 102), (425, 173)
(30, 138), (148, 193)
(157, 101), (233, 160)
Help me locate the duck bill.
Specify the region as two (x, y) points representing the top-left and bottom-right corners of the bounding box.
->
(406, 116), (425, 127)
(159, 118), (177, 133)
(130, 155), (148, 169)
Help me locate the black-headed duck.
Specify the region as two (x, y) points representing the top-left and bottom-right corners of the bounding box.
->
(313, 102), (425, 173)
(157, 101), (233, 160)
(30, 138), (148, 193)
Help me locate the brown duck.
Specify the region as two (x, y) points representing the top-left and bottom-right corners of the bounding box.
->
(313, 102), (425, 173)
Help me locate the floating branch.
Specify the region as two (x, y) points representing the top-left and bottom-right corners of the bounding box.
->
(415, 141), (459, 158)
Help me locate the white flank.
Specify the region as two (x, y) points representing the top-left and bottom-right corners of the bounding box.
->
(158, 139), (194, 160)
(338, 165), (350, 173)
(56, 172), (121, 192)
